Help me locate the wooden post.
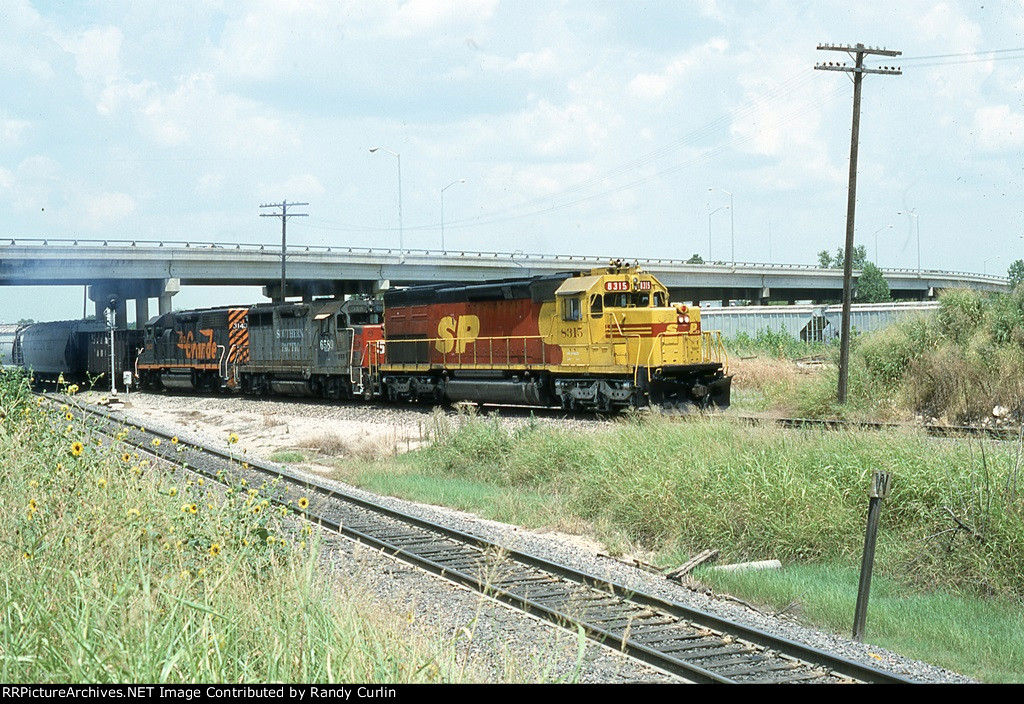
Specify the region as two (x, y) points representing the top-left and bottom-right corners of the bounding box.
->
(853, 470), (891, 641)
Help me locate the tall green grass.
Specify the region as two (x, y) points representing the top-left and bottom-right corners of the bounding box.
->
(408, 411), (1024, 601)
(699, 563), (1023, 683)
(0, 368), (479, 683)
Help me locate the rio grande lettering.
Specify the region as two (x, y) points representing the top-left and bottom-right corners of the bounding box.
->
(175, 329), (217, 360)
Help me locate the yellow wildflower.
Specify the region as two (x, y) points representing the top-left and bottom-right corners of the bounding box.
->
(209, 543), (221, 557)
(297, 497), (310, 510)
(71, 441), (84, 457)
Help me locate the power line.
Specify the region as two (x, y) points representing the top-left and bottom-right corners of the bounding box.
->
(299, 80), (849, 236)
(898, 47), (1024, 61)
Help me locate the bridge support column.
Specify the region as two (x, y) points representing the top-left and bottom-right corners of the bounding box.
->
(136, 297), (150, 326)
(89, 278), (178, 327)
(114, 299), (128, 329)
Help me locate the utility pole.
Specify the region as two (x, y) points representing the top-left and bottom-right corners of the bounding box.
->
(260, 200), (308, 302)
(815, 43), (901, 404)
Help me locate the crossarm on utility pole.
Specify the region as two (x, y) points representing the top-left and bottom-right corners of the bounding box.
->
(260, 200), (309, 301)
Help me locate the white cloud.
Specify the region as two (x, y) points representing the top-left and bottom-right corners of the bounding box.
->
(62, 25), (124, 83)
(0, 117), (31, 147)
(389, 0), (498, 38)
(509, 48), (557, 75)
(84, 191), (136, 228)
(139, 72), (298, 156)
(0, 0), (57, 81)
(196, 173), (225, 197)
(261, 173), (326, 199)
(974, 105), (1024, 151)
(629, 38), (728, 99)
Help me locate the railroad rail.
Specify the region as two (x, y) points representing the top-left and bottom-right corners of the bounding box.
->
(733, 415), (1023, 441)
(49, 394), (916, 684)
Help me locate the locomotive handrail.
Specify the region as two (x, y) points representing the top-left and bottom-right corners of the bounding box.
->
(216, 345), (227, 380)
(383, 328), (722, 374)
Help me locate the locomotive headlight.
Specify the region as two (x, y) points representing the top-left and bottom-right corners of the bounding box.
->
(632, 276), (639, 289)
(677, 314), (690, 325)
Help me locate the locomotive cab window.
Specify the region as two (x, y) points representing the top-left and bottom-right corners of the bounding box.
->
(589, 294), (603, 318)
(653, 292), (666, 307)
(562, 297), (582, 322)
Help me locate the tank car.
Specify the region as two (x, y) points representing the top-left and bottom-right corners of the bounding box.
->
(378, 263), (731, 411)
(241, 298), (383, 399)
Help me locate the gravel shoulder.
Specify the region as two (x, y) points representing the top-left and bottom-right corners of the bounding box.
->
(99, 390), (974, 684)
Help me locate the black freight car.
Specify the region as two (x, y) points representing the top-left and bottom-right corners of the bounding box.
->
(87, 329), (144, 388)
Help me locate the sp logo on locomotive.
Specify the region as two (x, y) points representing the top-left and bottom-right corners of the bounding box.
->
(435, 315), (480, 354)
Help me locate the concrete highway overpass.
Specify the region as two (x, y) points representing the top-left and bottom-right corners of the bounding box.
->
(0, 238), (1010, 323)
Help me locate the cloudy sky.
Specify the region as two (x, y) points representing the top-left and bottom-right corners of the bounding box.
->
(2, 1), (1023, 321)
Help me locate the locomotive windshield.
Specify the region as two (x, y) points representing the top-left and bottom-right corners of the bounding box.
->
(604, 292), (659, 308)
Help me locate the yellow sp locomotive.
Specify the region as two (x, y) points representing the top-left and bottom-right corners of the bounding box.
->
(379, 262), (731, 411)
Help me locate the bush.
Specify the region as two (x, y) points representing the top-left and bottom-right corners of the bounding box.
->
(728, 328), (831, 360)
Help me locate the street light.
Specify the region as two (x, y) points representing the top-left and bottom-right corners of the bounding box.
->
(708, 205), (730, 262)
(872, 224), (892, 265)
(896, 209), (920, 274)
(708, 187), (734, 265)
(984, 255), (1000, 275)
(370, 147), (403, 257)
(440, 179), (466, 252)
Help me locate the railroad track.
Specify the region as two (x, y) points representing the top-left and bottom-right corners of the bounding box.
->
(48, 393), (916, 684)
(74, 387), (1021, 441)
(733, 414), (1023, 441)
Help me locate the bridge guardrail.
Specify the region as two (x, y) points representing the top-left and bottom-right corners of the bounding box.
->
(0, 238), (1009, 281)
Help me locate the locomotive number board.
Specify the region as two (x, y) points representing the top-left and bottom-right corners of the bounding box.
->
(604, 280), (651, 291)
